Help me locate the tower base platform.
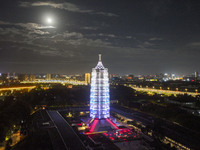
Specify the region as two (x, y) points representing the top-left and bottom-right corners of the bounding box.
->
(89, 118), (118, 133)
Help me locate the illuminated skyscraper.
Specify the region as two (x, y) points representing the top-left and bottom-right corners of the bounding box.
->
(46, 73), (51, 80)
(195, 71), (198, 80)
(90, 54), (110, 119)
(29, 74), (36, 81)
(85, 73), (91, 85)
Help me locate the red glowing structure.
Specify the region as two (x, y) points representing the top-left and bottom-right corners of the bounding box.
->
(89, 118), (99, 132)
(106, 118), (119, 129)
(87, 118), (118, 134)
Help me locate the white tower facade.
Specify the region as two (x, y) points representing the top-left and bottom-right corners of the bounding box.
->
(90, 54), (110, 119)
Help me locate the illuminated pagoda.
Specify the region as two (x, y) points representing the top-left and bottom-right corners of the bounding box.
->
(88, 55), (118, 133)
(90, 54), (110, 119)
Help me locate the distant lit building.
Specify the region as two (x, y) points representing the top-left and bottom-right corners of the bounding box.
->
(109, 74), (119, 79)
(195, 71), (199, 80)
(163, 73), (169, 82)
(84, 73), (91, 85)
(1, 73), (9, 80)
(18, 74), (28, 81)
(7, 73), (10, 79)
(90, 54), (110, 119)
(127, 74), (134, 81)
(29, 75), (36, 81)
(67, 84), (73, 88)
(71, 74), (84, 81)
(171, 73), (175, 80)
(46, 74), (51, 80)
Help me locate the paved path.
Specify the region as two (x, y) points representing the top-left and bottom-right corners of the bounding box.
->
(48, 110), (86, 150)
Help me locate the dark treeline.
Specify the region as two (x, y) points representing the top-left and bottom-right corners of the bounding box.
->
(0, 96), (32, 142)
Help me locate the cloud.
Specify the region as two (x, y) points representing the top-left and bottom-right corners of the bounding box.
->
(0, 20), (10, 25)
(126, 36), (132, 39)
(19, 1), (118, 17)
(137, 41), (155, 49)
(0, 20), (170, 73)
(49, 31), (112, 48)
(0, 21), (55, 48)
(0, 21), (55, 41)
(20, 1), (92, 13)
(63, 32), (83, 38)
(188, 42), (200, 48)
(0, 20), (114, 58)
(98, 33), (116, 38)
(95, 12), (118, 17)
(149, 37), (163, 41)
(0, 20), (55, 30)
(17, 23), (54, 30)
(29, 29), (50, 35)
(0, 20), (165, 58)
(81, 26), (98, 30)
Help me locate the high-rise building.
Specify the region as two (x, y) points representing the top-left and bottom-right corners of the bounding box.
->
(18, 74), (28, 81)
(171, 73), (175, 80)
(85, 73), (91, 85)
(195, 71), (198, 80)
(46, 74), (51, 80)
(29, 74), (36, 81)
(90, 54), (110, 119)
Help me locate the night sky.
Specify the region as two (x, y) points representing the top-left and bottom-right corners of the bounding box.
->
(0, 0), (200, 75)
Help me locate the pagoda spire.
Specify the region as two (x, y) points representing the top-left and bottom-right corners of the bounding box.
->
(99, 54), (102, 61)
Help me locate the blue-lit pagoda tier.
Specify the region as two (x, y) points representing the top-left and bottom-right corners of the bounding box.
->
(90, 54), (110, 119)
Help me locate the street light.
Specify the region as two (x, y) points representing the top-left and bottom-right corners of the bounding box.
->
(185, 88), (188, 92)
(167, 87), (170, 90)
(195, 89), (198, 93)
(176, 88), (178, 91)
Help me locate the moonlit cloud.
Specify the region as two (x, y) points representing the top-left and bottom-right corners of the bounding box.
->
(17, 23), (55, 30)
(19, 1), (118, 17)
(0, 20), (114, 60)
(26, 1), (91, 13)
(0, 21), (55, 30)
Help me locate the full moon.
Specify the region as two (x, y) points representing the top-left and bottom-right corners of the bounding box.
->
(47, 18), (52, 24)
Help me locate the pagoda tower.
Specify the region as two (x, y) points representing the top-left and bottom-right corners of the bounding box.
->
(90, 54), (110, 119)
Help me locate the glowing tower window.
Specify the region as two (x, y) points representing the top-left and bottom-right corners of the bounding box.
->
(90, 54), (110, 119)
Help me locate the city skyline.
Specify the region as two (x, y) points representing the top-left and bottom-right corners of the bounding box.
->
(0, 0), (200, 74)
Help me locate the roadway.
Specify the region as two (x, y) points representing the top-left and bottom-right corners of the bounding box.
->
(131, 87), (199, 96)
(0, 86), (36, 91)
(47, 110), (87, 150)
(21, 79), (87, 85)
